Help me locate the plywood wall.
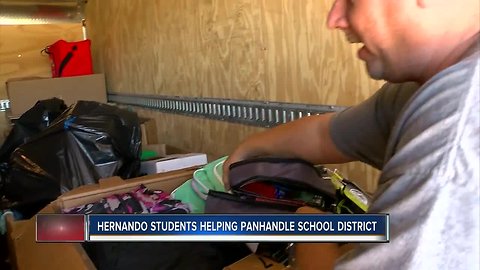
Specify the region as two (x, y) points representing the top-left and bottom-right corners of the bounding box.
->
(0, 24), (83, 144)
(0, 24), (84, 99)
(85, 0), (384, 193)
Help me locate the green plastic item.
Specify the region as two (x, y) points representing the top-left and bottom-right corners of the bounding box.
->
(171, 156), (228, 213)
(140, 150), (158, 161)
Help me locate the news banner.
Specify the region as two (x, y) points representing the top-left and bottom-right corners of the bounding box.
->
(36, 214), (389, 242)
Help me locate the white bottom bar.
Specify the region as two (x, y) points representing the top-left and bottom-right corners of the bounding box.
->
(89, 235), (387, 242)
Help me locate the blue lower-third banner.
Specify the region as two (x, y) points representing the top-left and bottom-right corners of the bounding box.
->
(87, 214), (389, 242)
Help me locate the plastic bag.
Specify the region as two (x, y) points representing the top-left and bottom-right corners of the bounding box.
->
(0, 98), (67, 164)
(4, 101), (141, 217)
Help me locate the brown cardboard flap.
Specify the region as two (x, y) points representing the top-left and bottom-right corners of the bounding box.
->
(139, 118), (158, 145)
(56, 169), (195, 210)
(5, 213), (27, 270)
(7, 205), (95, 270)
(6, 76), (46, 82)
(98, 176), (125, 188)
(166, 144), (188, 154)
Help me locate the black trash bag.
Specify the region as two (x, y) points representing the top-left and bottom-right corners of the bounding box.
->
(4, 101), (142, 218)
(0, 98), (67, 201)
(0, 98), (67, 164)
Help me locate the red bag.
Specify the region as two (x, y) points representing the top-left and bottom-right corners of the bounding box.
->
(44, 39), (93, 78)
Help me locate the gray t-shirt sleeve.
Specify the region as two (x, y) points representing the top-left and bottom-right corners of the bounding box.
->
(329, 82), (419, 169)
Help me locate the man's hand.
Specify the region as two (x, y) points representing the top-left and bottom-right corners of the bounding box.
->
(222, 141), (257, 190)
(296, 206), (326, 214)
(294, 206), (341, 270)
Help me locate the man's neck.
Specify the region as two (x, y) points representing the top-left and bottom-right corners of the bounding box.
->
(418, 32), (479, 85)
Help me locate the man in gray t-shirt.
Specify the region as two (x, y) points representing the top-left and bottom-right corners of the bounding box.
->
(224, 0), (479, 269)
(332, 51), (479, 269)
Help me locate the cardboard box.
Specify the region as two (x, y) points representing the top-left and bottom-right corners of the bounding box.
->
(140, 144), (208, 175)
(139, 117), (158, 145)
(6, 74), (107, 117)
(6, 169), (195, 270)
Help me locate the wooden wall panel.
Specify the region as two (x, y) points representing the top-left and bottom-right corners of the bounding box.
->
(0, 24), (83, 99)
(0, 24), (83, 144)
(261, 0), (380, 105)
(85, 0), (383, 193)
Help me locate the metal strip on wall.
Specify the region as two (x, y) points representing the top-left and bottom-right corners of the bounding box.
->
(0, 100), (10, 112)
(108, 92), (347, 128)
